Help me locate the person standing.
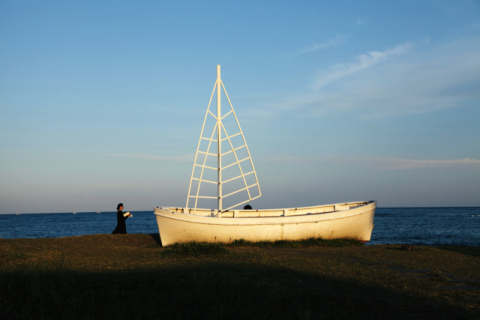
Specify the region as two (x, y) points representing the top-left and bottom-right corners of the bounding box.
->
(112, 203), (131, 234)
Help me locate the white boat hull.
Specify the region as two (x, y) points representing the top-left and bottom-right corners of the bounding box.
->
(154, 201), (376, 246)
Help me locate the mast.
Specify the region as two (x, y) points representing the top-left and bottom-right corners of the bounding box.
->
(187, 65), (261, 214)
(217, 65), (222, 211)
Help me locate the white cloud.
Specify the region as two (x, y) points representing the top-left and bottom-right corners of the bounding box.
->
(300, 34), (346, 53)
(355, 18), (365, 25)
(312, 43), (413, 89)
(258, 156), (480, 171)
(105, 153), (195, 162)
(360, 157), (480, 170)
(105, 153), (480, 171)
(274, 36), (480, 118)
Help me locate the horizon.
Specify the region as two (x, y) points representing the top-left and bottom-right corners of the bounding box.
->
(1, 1), (479, 214)
(2, 205), (480, 215)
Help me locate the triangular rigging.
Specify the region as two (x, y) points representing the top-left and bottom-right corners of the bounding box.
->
(186, 65), (261, 213)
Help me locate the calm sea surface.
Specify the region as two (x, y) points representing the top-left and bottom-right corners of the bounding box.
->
(1, 208), (479, 246)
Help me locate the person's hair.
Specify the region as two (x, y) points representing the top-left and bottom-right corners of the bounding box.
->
(117, 203), (124, 210)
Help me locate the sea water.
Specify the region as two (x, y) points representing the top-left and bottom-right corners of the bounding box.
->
(1, 208), (479, 246)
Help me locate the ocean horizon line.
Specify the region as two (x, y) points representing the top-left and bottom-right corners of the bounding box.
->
(2, 205), (480, 215)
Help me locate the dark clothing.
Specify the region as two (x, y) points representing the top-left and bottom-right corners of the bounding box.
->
(112, 210), (128, 234)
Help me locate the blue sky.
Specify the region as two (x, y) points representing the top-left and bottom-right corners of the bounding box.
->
(1, 0), (479, 213)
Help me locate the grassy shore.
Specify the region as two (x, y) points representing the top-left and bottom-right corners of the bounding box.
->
(1, 235), (479, 319)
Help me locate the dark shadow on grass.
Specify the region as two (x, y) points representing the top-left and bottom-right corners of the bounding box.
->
(147, 233), (162, 246)
(1, 263), (478, 320)
(435, 245), (480, 258)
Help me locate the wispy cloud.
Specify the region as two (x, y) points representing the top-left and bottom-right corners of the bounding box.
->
(105, 153), (195, 162)
(104, 153), (480, 170)
(258, 156), (480, 171)
(362, 158), (480, 170)
(300, 34), (346, 53)
(82, 182), (129, 190)
(312, 43), (413, 89)
(355, 18), (365, 25)
(272, 35), (480, 118)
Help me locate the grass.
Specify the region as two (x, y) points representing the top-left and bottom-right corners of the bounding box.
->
(161, 241), (228, 257)
(228, 237), (364, 248)
(160, 237), (360, 257)
(161, 238), (363, 257)
(1, 234), (479, 319)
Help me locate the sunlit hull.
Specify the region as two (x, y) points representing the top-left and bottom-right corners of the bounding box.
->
(154, 201), (376, 246)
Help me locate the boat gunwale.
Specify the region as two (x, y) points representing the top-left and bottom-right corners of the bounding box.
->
(160, 200), (374, 214)
(154, 201), (376, 226)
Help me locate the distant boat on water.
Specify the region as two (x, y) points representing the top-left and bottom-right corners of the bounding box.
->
(154, 65), (376, 246)
(73, 212), (77, 214)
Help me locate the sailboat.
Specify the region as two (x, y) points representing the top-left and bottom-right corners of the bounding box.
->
(154, 65), (376, 246)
